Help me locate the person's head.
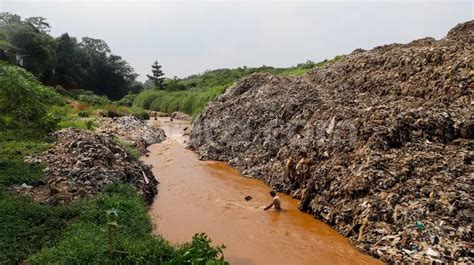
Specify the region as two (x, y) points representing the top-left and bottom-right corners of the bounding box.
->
(269, 190), (276, 197)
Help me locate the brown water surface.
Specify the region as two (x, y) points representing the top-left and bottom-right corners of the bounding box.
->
(143, 118), (382, 265)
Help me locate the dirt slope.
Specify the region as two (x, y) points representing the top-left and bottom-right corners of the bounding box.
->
(190, 21), (473, 263)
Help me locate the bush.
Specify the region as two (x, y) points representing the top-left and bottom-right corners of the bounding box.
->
(115, 93), (138, 107)
(170, 233), (227, 264)
(64, 89), (112, 106)
(0, 62), (62, 132)
(78, 111), (90, 117)
(78, 94), (111, 106)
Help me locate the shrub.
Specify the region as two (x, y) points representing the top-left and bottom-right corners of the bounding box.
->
(78, 111), (90, 117)
(77, 94), (111, 106)
(116, 93), (138, 107)
(0, 62), (62, 132)
(64, 89), (112, 106)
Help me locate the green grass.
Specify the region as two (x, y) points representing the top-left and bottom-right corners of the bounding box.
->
(0, 190), (76, 264)
(112, 136), (141, 160)
(0, 130), (51, 186)
(0, 129), (73, 263)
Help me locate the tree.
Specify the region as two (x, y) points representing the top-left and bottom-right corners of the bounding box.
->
(0, 12), (140, 99)
(25, 17), (50, 34)
(147, 61), (165, 89)
(53, 33), (81, 88)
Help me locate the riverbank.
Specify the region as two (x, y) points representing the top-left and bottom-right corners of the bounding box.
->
(189, 21), (473, 263)
(143, 118), (381, 265)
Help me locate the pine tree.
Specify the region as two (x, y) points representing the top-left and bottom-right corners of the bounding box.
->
(146, 61), (165, 89)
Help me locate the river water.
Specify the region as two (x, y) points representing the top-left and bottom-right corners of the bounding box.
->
(142, 118), (382, 265)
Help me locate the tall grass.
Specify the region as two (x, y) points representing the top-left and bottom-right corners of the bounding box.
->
(134, 85), (226, 118)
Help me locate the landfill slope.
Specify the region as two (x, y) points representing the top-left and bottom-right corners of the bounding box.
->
(190, 21), (473, 263)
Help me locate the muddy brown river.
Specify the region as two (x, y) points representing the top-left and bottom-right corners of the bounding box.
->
(142, 118), (382, 265)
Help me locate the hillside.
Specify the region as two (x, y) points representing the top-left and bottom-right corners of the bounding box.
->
(133, 59), (340, 118)
(190, 21), (473, 263)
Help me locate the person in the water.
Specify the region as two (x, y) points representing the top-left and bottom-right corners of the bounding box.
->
(263, 190), (282, 211)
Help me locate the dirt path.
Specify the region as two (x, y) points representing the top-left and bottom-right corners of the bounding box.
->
(142, 118), (382, 265)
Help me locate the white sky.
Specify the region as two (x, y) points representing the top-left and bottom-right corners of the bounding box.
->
(1, 0), (473, 81)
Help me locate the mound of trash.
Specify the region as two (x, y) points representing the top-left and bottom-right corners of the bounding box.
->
(190, 21), (473, 263)
(98, 116), (166, 153)
(22, 128), (158, 204)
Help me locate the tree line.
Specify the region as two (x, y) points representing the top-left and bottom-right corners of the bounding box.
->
(0, 12), (141, 99)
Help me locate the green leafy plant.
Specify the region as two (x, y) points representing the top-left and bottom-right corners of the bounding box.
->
(168, 233), (228, 265)
(0, 62), (62, 132)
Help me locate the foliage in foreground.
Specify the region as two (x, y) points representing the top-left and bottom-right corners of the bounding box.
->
(28, 185), (227, 265)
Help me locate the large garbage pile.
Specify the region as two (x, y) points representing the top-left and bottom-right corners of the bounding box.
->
(190, 21), (473, 263)
(22, 128), (158, 204)
(98, 116), (166, 153)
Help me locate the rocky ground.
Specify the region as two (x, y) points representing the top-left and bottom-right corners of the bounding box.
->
(18, 116), (165, 205)
(190, 21), (473, 263)
(171, 111), (192, 121)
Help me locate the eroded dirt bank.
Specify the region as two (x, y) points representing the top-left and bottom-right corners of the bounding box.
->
(190, 21), (473, 263)
(144, 118), (381, 265)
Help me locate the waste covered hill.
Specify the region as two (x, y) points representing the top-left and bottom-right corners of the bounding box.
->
(190, 21), (473, 263)
(22, 127), (159, 205)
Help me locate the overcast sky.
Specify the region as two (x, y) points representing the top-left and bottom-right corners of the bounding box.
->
(1, 0), (472, 81)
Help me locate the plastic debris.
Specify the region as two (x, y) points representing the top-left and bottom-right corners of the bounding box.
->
(189, 21), (474, 263)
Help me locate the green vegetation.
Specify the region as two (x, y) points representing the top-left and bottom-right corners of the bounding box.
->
(115, 93), (139, 107)
(134, 57), (341, 118)
(0, 62), (63, 132)
(0, 62), (71, 263)
(0, 12), (140, 99)
(66, 89), (112, 106)
(134, 85), (227, 118)
(29, 185), (227, 265)
(112, 136), (141, 161)
(147, 60), (166, 89)
(0, 62), (228, 264)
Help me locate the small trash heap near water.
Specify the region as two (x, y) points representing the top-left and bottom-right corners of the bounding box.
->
(98, 116), (166, 153)
(190, 21), (473, 263)
(21, 128), (158, 204)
